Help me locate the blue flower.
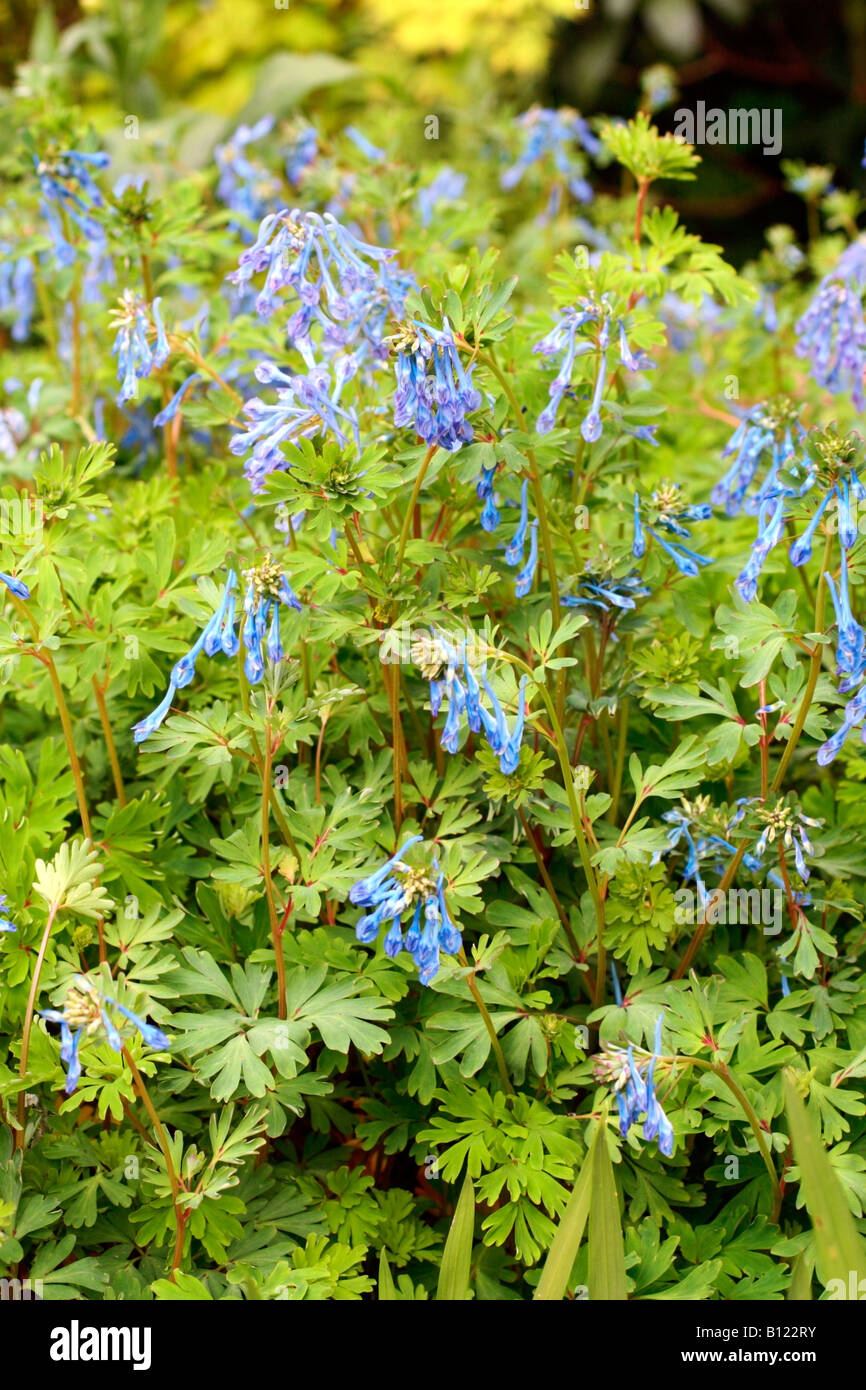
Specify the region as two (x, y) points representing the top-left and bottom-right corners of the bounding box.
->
(476, 464), (500, 532)
(535, 302), (652, 439)
(818, 681), (866, 764)
(344, 126), (385, 162)
(110, 291), (171, 406)
(735, 493), (789, 602)
(595, 1014), (674, 1157)
(633, 482), (713, 577)
(230, 209), (413, 369)
(40, 974), (170, 1094)
(390, 318), (481, 450)
(514, 520), (539, 598)
(795, 238), (866, 407)
(35, 149), (109, 259)
(562, 566), (650, 620)
(230, 352), (361, 492)
(826, 551), (866, 692)
(0, 892), (17, 933)
(0, 254), (35, 341)
(501, 106), (599, 217)
(711, 399), (803, 517)
(417, 168), (467, 227)
(285, 122), (318, 186)
(215, 116), (280, 228)
(0, 570), (30, 599)
(348, 837), (462, 984)
(132, 560), (301, 743)
(415, 630), (529, 774)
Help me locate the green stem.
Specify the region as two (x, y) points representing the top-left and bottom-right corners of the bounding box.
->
(771, 531), (833, 792)
(261, 715), (287, 1020)
(16, 899), (60, 1147)
(459, 949), (514, 1095)
(685, 1056), (782, 1222)
(395, 444), (437, 572)
(121, 1045), (188, 1278)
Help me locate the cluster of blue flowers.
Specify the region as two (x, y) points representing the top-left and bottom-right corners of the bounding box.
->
(40, 975), (170, 1094)
(534, 301), (653, 441)
(415, 629), (528, 774)
(229, 208), (412, 365)
(35, 149), (109, 267)
(795, 238), (866, 408)
(349, 835), (461, 985)
(0, 252), (35, 341)
(109, 291), (171, 406)
(561, 564), (650, 620)
(417, 168), (467, 228)
(215, 116), (281, 227)
(633, 481), (713, 577)
(594, 1015), (675, 1157)
(501, 106), (600, 219)
(390, 318), (482, 450)
(230, 351), (360, 492)
(711, 398), (803, 516)
(284, 121), (318, 186)
(132, 558), (301, 744)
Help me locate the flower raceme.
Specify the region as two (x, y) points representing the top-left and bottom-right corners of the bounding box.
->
(40, 975), (170, 1095)
(632, 481), (713, 577)
(712, 398), (804, 517)
(594, 1015), (675, 1157)
(795, 237), (866, 408)
(132, 558), (302, 744)
(414, 629), (528, 775)
(348, 836), (462, 985)
(389, 318), (482, 451)
(500, 106), (600, 212)
(109, 291), (171, 406)
(534, 301), (653, 442)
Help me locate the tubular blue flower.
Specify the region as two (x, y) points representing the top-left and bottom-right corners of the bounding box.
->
(514, 519), (539, 598)
(795, 238), (866, 407)
(35, 149), (109, 256)
(632, 493), (646, 559)
(711, 399), (803, 517)
(285, 122), (318, 186)
(826, 551), (866, 691)
(345, 126), (385, 161)
(0, 254), (36, 341)
(535, 305), (650, 439)
(132, 560), (300, 742)
(735, 493), (789, 602)
(594, 1014), (675, 1157)
(110, 291), (171, 406)
(501, 106), (599, 213)
(788, 487), (833, 566)
(215, 116), (280, 227)
(0, 892), (16, 932)
(390, 318), (480, 450)
(348, 838), (461, 983)
(417, 168), (467, 227)
(477, 464), (500, 532)
(0, 569), (30, 599)
(153, 372), (202, 427)
(230, 353), (360, 492)
(817, 682), (866, 764)
(505, 480), (530, 566)
(499, 676), (527, 775)
(562, 567), (650, 620)
(40, 975), (170, 1094)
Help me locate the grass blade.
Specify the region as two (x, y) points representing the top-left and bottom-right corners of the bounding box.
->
(534, 1134), (595, 1300)
(436, 1173), (475, 1301)
(378, 1249), (397, 1300)
(588, 1121), (627, 1301)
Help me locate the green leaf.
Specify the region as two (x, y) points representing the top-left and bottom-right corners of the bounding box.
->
(534, 1133), (595, 1301)
(378, 1250), (397, 1301)
(436, 1175), (475, 1301)
(783, 1071), (866, 1288)
(588, 1125), (627, 1301)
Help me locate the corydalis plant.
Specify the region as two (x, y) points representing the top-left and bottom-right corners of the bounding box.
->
(40, 974), (170, 1094)
(348, 835), (462, 985)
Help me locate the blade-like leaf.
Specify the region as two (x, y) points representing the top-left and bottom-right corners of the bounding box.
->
(534, 1132), (595, 1301)
(436, 1174), (475, 1301)
(378, 1250), (397, 1301)
(783, 1071), (866, 1289)
(588, 1123), (627, 1301)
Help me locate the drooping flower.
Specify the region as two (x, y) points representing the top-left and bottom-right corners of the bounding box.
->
(501, 106), (600, 213)
(633, 482), (713, 577)
(0, 253), (35, 341)
(412, 629), (529, 774)
(349, 836), (461, 984)
(344, 126), (385, 162)
(561, 563), (650, 625)
(229, 209), (413, 367)
(0, 893), (16, 933)
(734, 493), (789, 602)
(131, 558), (301, 743)
(825, 549), (866, 692)
(389, 318), (481, 450)
(215, 116), (281, 227)
(476, 463), (500, 532)
(35, 148), (109, 262)
(416, 168), (468, 227)
(40, 974), (170, 1095)
(795, 237), (866, 407)
(109, 291), (171, 405)
(711, 398), (804, 516)
(593, 1014), (674, 1157)
(284, 122), (318, 186)
(0, 569), (30, 599)
(230, 351), (360, 492)
(534, 299), (653, 440)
